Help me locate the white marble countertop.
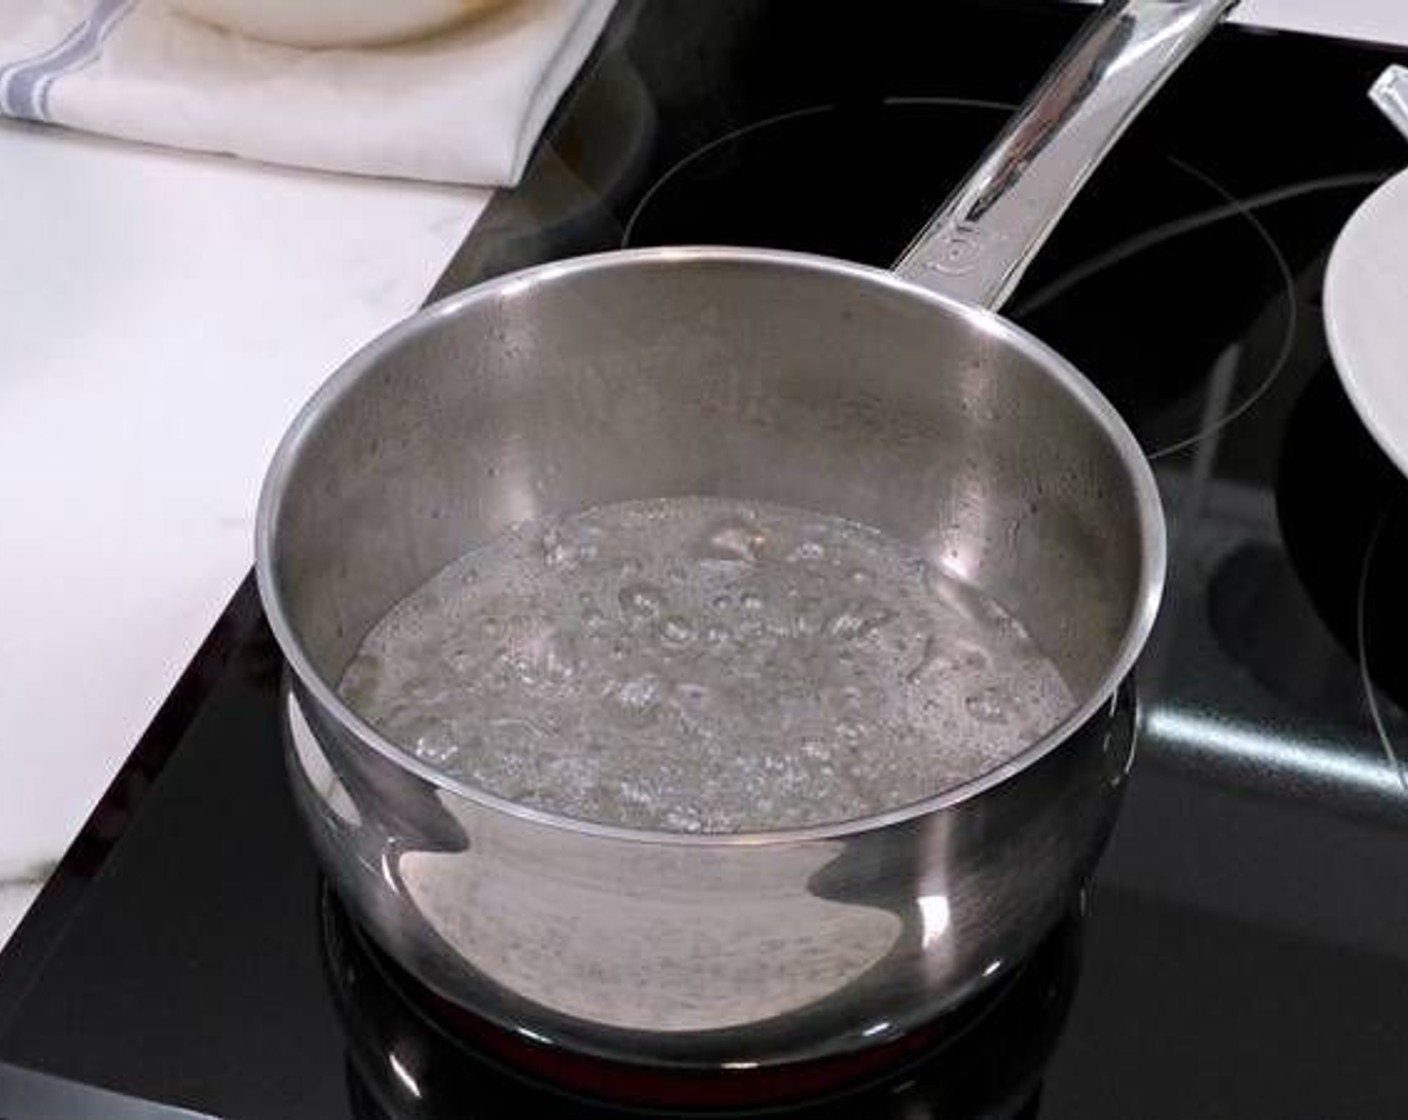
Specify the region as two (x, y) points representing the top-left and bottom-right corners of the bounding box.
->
(0, 122), (489, 947)
(1, 0), (1404, 956)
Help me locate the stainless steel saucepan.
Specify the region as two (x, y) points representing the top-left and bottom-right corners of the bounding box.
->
(257, 0), (1230, 1071)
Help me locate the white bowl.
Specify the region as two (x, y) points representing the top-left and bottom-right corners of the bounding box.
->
(170, 0), (506, 48)
(1325, 166), (1408, 481)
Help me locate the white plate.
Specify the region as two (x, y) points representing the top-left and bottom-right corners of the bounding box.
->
(1325, 166), (1408, 479)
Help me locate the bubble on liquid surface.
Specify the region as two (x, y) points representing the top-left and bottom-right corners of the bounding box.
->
(696, 515), (765, 566)
(339, 497), (1074, 833)
(406, 716), (460, 766)
(539, 631), (578, 683)
(657, 615), (695, 648)
(825, 598), (895, 642)
(618, 582), (665, 621)
(965, 685), (1014, 725)
(542, 527), (573, 569)
(611, 673), (666, 726)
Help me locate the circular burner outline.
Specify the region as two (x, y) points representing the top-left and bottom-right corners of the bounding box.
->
(619, 97), (1299, 458)
(621, 97), (1023, 249)
(1011, 154), (1298, 460)
(1356, 498), (1408, 800)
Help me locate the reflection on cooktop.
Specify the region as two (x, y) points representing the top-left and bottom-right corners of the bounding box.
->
(1289, 381), (1408, 797)
(620, 98), (1294, 459)
(323, 886), (1080, 1119)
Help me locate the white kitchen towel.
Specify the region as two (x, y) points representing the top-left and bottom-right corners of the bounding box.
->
(0, 0), (617, 185)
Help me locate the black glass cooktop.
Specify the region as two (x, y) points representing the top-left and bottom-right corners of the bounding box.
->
(4, 3), (1408, 1118)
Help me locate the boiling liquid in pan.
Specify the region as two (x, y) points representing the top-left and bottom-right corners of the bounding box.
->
(340, 498), (1075, 833)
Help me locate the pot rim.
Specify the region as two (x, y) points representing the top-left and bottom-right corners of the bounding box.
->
(256, 245), (1166, 847)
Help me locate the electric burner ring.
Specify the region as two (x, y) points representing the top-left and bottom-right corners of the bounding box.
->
(620, 97), (1297, 460)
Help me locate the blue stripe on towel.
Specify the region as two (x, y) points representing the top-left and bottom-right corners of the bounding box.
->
(0, 0), (138, 122)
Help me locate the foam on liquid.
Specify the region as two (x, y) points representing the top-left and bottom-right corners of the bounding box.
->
(339, 498), (1075, 833)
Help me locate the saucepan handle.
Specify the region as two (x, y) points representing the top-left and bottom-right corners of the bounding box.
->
(894, 0), (1238, 311)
